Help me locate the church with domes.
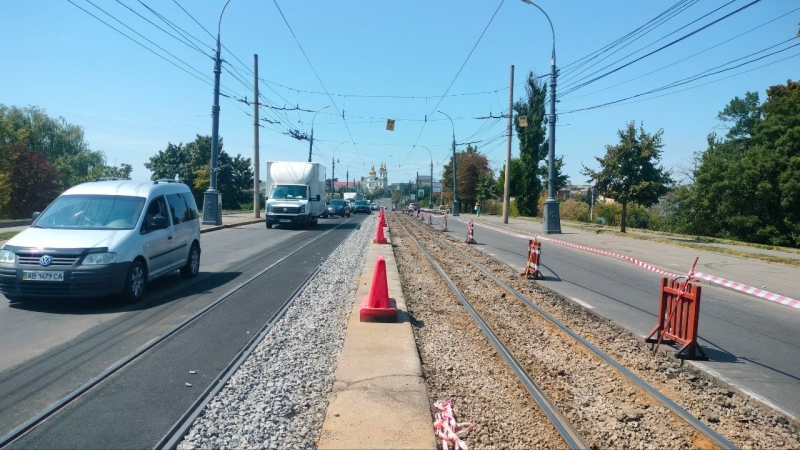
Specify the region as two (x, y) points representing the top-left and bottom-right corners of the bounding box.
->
(360, 163), (388, 193)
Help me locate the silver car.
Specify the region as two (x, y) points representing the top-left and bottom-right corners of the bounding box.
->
(0, 179), (201, 303)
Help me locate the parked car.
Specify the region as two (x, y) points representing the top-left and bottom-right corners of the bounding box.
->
(326, 199), (351, 217)
(0, 179), (201, 303)
(409, 203), (420, 211)
(353, 200), (371, 214)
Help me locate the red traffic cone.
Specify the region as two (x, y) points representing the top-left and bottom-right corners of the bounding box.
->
(373, 220), (388, 244)
(360, 255), (397, 322)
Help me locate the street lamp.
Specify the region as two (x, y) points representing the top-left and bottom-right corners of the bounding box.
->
(521, 0), (560, 233)
(420, 146), (434, 209)
(437, 110), (459, 216)
(308, 105), (330, 162)
(203, 0), (234, 225)
(329, 143), (342, 196)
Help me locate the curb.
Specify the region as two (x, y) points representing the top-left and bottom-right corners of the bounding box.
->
(200, 219), (263, 233)
(0, 220), (31, 229)
(318, 218), (437, 450)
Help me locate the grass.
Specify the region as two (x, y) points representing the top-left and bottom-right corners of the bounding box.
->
(0, 231), (19, 240)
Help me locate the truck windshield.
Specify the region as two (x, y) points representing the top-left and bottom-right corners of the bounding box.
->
(270, 185), (307, 200)
(33, 195), (146, 230)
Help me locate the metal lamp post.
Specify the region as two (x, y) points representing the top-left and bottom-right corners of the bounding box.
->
(421, 146), (434, 209)
(202, 0), (233, 225)
(521, 0), (560, 233)
(307, 105), (330, 162)
(437, 110), (459, 216)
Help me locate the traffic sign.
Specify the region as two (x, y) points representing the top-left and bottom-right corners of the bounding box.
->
(386, 119), (395, 131)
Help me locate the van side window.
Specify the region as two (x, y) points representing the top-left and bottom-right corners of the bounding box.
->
(184, 193), (199, 221)
(166, 193), (188, 225)
(142, 197), (169, 232)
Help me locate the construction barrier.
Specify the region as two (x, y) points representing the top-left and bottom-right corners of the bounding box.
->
(523, 238), (541, 280)
(459, 218), (800, 310)
(465, 220), (477, 244)
(442, 215), (448, 232)
(428, 212), (432, 225)
(645, 259), (707, 360)
(359, 255), (397, 322)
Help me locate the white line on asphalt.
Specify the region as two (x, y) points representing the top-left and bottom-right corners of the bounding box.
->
(570, 297), (594, 309)
(691, 362), (797, 420)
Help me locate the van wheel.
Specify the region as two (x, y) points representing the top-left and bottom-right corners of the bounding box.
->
(266, 222), (273, 229)
(180, 244), (200, 279)
(122, 260), (146, 303)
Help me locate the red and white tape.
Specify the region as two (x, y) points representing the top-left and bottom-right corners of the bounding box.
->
(433, 400), (475, 450)
(458, 219), (800, 310)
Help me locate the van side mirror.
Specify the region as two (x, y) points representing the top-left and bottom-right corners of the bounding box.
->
(32, 212), (40, 221)
(316, 194), (321, 201)
(146, 216), (169, 231)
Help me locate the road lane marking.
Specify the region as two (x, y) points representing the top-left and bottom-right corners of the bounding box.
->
(570, 297), (594, 309)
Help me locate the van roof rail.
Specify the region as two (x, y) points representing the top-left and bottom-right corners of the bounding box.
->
(153, 179), (179, 184)
(93, 177), (126, 182)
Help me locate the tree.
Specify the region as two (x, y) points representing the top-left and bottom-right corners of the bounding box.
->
(145, 135), (253, 210)
(513, 72), (548, 216)
(538, 155), (569, 193)
(0, 144), (62, 218)
(496, 157), (524, 199)
(477, 172), (497, 209)
(441, 144), (491, 209)
(582, 121), (672, 232)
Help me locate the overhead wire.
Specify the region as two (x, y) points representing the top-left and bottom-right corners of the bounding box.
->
(137, 0), (215, 53)
(559, 0), (763, 97)
(561, 0), (739, 87)
(113, 0), (212, 57)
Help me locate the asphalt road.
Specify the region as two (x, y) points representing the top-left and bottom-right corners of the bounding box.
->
(0, 215), (365, 447)
(432, 214), (800, 420)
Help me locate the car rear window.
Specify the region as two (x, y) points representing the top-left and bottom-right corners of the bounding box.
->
(330, 200), (345, 206)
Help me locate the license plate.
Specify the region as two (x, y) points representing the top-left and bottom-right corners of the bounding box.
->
(22, 271), (65, 282)
(280, 219), (291, 223)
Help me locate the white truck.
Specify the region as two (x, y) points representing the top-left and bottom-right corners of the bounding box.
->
(265, 162), (327, 229)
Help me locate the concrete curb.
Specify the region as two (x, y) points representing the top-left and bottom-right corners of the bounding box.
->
(318, 222), (437, 449)
(200, 219), (263, 233)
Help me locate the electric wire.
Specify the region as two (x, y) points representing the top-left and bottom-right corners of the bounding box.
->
(559, 6), (800, 102)
(113, 0), (212, 57)
(561, 0), (741, 88)
(559, 0), (762, 96)
(137, 0), (215, 53)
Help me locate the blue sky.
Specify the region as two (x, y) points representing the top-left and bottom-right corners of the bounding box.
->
(2, 0), (798, 186)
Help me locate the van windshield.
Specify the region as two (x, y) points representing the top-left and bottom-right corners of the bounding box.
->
(34, 195), (146, 230)
(270, 185), (307, 200)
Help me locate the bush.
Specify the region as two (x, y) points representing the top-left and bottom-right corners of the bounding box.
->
(560, 198), (590, 222)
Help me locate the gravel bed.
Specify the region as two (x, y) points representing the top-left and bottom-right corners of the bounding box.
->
(396, 214), (800, 450)
(179, 218), (372, 450)
(392, 216), (566, 449)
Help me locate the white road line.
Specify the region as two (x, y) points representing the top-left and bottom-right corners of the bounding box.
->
(570, 297), (594, 309)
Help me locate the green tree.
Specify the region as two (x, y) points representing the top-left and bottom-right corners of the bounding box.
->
(145, 135), (253, 210)
(496, 157), (524, 199)
(538, 155), (569, 193)
(441, 144), (491, 209)
(477, 171), (497, 208)
(582, 121), (672, 232)
(0, 144), (62, 218)
(513, 71), (548, 216)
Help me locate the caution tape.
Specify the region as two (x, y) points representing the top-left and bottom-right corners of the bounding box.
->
(457, 219), (800, 310)
(433, 400), (475, 450)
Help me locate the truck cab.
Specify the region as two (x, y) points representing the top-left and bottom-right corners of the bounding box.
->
(265, 162), (326, 229)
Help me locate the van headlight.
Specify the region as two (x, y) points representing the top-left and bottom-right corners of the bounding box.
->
(299, 205), (305, 213)
(82, 252), (117, 265)
(266, 204), (272, 213)
(0, 250), (15, 263)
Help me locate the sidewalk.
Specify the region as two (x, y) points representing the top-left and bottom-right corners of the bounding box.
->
(465, 214), (800, 303)
(0, 214), (264, 244)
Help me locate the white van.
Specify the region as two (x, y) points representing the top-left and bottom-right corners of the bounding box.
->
(0, 179), (201, 303)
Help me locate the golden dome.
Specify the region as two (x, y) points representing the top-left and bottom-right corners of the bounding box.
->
(369, 165), (376, 175)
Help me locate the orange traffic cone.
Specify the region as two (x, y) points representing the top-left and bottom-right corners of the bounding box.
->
(360, 255), (397, 322)
(373, 220), (388, 244)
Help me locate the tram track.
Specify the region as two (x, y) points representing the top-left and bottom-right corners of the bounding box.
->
(0, 219), (358, 449)
(393, 213), (738, 449)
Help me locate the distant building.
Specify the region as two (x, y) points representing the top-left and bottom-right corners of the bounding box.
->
(360, 163), (389, 193)
(417, 175), (432, 187)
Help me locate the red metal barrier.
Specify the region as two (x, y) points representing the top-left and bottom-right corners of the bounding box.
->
(465, 220), (477, 244)
(442, 215), (448, 232)
(645, 277), (707, 360)
(523, 239), (541, 280)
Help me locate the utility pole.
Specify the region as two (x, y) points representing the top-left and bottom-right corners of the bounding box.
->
(253, 54), (260, 219)
(438, 110), (459, 216)
(308, 106), (329, 163)
(590, 188), (594, 221)
(430, 159), (434, 209)
(331, 156), (336, 198)
(503, 64), (514, 224)
(416, 172), (419, 202)
(202, 28), (223, 225)
(346, 169), (349, 193)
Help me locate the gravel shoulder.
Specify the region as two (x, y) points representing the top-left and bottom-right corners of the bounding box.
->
(179, 219), (372, 450)
(393, 214), (800, 450)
